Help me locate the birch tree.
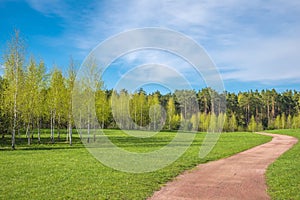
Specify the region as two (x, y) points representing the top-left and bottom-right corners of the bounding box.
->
(66, 58), (76, 145)
(3, 30), (25, 149)
(48, 68), (66, 143)
(166, 97), (175, 130)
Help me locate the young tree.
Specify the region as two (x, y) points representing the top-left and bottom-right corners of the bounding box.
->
(21, 57), (44, 144)
(66, 58), (76, 145)
(3, 30), (25, 149)
(48, 68), (67, 143)
(281, 113), (286, 129)
(166, 97), (176, 130)
(286, 114), (292, 129)
(95, 90), (109, 129)
(228, 113), (238, 132)
(137, 90), (148, 128)
(248, 115), (257, 132)
(217, 113), (226, 132)
(148, 93), (162, 130)
(111, 90), (131, 129)
(274, 115), (281, 129)
(190, 113), (198, 131)
(129, 93), (139, 129)
(0, 76), (9, 139)
(79, 56), (103, 142)
(199, 112), (210, 132)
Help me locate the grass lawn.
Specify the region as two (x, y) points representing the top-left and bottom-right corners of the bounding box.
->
(265, 129), (300, 200)
(0, 130), (271, 199)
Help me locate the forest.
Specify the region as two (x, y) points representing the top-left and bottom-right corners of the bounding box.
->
(1, 31), (300, 149)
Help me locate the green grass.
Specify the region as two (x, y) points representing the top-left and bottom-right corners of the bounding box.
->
(265, 129), (300, 200)
(0, 130), (271, 199)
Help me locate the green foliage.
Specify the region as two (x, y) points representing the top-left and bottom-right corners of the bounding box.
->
(228, 113), (238, 132)
(1, 30), (300, 147)
(248, 115), (257, 132)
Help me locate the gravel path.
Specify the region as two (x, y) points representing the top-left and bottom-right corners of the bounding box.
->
(149, 132), (298, 200)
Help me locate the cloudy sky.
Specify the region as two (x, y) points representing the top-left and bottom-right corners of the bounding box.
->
(1, 0), (300, 92)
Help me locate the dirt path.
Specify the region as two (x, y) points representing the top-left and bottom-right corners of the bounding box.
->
(149, 132), (298, 200)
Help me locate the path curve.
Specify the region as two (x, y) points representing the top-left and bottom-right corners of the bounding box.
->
(149, 132), (298, 200)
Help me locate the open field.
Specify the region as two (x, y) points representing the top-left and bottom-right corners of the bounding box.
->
(266, 129), (300, 199)
(0, 130), (271, 199)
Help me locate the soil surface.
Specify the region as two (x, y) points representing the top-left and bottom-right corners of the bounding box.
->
(149, 132), (298, 200)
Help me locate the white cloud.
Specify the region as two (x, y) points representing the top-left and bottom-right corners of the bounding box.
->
(215, 34), (300, 83)
(113, 64), (195, 93)
(25, 0), (70, 17)
(25, 0), (300, 86)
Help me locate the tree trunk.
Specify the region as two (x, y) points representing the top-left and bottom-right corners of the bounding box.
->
(87, 106), (90, 143)
(134, 103), (137, 129)
(26, 122), (30, 145)
(18, 128), (21, 141)
(267, 102), (270, 124)
(37, 119), (41, 144)
(66, 127), (69, 142)
(272, 97), (275, 119)
(93, 124), (96, 142)
(140, 103), (143, 128)
(57, 115), (60, 141)
(79, 111), (82, 140)
(87, 118), (90, 143)
(69, 122), (72, 146)
(12, 91), (17, 150)
(68, 113), (72, 146)
(51, 110), (55, 143)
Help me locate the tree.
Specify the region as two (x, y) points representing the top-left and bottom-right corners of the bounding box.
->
(175, 90), (197, 120)
(281, 113), (286, 129)
(137, 90), (148, 128)
(198, 88), (211, 114)
(65, 58), (77, 145)
(21, 57), (45, 145)
(286, 114), (292, 129)
(3, 30), (25, 149)
(130, 93), (139, 129)
(199, 113), (209, 131)
(190, 113), (198, 131)
(292, 115), (300, 129)
(111, 90), (131, 129)
(148, 93), (162, 131)
(228, 113), (238, 132)
(48, 68), (67, 143)
(80, 56), (103, 142)
(238, 92), (250, 126)
(95, 90), (109, 129)
(274, 115), (281, 129)
(248, 115), (257, 132)
(0, 76), (9, 139)
(166, 97), (176, 130)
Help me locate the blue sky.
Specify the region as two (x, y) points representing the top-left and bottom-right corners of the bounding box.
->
(1, 0), (300, 93)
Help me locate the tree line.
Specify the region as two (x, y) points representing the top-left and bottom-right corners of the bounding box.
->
(1, 31), (300, 149)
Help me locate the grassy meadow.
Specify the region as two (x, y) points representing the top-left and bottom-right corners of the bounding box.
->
(266, 129), (300, 200)
(0, 130), (271, 199)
